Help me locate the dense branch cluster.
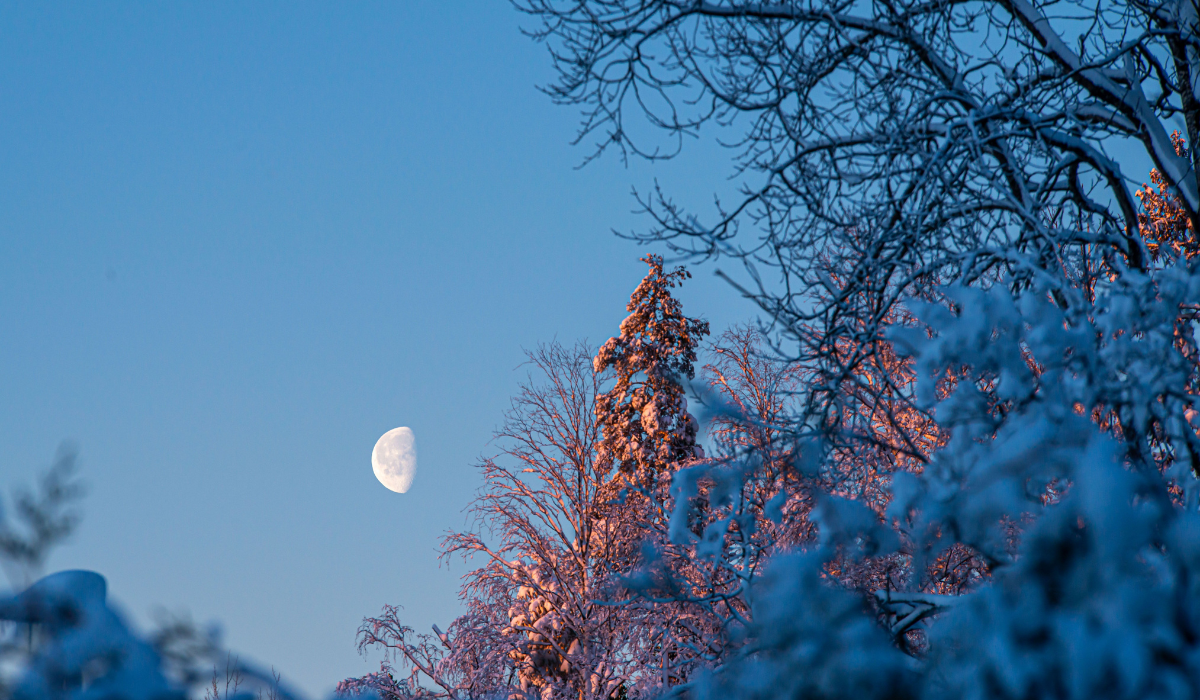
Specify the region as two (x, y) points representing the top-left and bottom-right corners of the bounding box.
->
(516, 0), (1199, 469)
(502, 0), (1200, 698)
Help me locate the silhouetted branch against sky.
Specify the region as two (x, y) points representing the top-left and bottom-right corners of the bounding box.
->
(0, 444), (85, 590)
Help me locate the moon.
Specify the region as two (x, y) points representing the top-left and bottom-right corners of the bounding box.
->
(372, 427), (416, 493)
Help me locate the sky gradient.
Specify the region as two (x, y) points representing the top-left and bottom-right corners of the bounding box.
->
(0, 3), (760, 696)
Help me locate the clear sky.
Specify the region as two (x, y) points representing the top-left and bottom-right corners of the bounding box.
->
(0, 3), (759, 696)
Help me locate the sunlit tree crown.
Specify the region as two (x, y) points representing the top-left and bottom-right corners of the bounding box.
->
(594, 255), (709, 485)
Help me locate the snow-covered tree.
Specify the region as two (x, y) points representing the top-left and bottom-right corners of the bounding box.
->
(522, 1), (1200, 697)
(344, 340), (684, 700)
(594, 254), (709, 492)
(341, 343), (615, 700)
(587, 257), (740, 692)
(590, 255), (709, 586)
(1139, 131), (1199, 262)
(344, 259), (723, 700)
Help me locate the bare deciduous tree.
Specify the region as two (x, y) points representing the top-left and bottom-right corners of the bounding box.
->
(344, 342), (649, 700)
(517, 0), (1200, 474)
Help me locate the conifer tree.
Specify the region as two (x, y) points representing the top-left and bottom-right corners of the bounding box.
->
(593, 255), (709, 492)
(587, 256), (720, 692)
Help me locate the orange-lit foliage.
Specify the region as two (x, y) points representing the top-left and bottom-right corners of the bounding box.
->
(702, 326), (812, 551)
(1136, 132), (1197, 262)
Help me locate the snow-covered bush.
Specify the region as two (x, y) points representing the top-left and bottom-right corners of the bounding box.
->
(663, 263), (1200, 699)
(0, 456), (305, 700)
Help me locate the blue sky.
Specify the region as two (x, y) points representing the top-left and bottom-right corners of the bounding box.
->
(0, 3), (759, 696)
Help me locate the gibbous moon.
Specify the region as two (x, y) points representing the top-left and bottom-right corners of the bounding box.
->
(372, 427), (416, 493)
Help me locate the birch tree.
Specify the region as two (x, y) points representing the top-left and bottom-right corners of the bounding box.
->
(342, 342), (632, 700)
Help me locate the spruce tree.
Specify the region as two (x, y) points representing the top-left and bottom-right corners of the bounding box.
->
(593, 255), (709, 492)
